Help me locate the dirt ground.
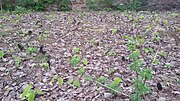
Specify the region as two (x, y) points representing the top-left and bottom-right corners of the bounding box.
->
(0, 11), (180, 101)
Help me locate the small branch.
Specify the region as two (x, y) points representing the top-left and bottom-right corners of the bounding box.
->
(150, 49), (159, 69)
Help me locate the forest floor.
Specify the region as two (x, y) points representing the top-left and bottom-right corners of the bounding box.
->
(0, 11), (180, 101)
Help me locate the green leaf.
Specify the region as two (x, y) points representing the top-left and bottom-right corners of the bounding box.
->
(160, 51), (167, 58)
(129, 45), (136, 51)
(40, 63), (49, 68)
(28, 92), (35, 101)
(143, 48), (149, 53)
(83, 59), (88, 66)
(107, 83), (121, 92)
(112, 28), (118, 34)
(0, 50), (5, 58)
(140, 68), (152, 80)
(74, 47), (80, 53)
(129, 59), (142, 72)
(113, 77), (123, 86)
(85, 75), (93, 81)
(78, 67), (85, 75)
(15, 56), (22, 66)
(26, 47), (37, 54)
(50, 75), (58, 83)
(70, 55), (81, 67)
(73, 80), (81, 87)
(153, 59), (158, 65)
(107, 51), (116, 56)
(129, 49), (140, 60)
(135, 34), (141, 44)
(22, 84), (32, 99)
(57, 77), (63, 86)
(97, 76), (107, 83)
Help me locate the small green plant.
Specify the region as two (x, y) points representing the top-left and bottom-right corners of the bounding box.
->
(125, 34), (159, 101)
(72, 80), (81, 87)
(40, 62), (50, 69)
(57, 77), (64, 86)
(107, 51), (116, 56)
(112, 28), (119, 34)
(38, 34), (48, 42)
(97, 76), (107, 83)
(160, 51), (167, 58)
(21, 84), (44, 101)
(68, 79), (81, 87)
(74, 47), (80, 53)
(16, 56), (22, 66)
(78, 67), (85, 75)
(107, 77), (122, 93)
(50, 75), (58, 83)
(50, 76), (64, 85)
(70, 55), (81, 67)
(26, 46), (37, 54)
(143, 47), (154, 54)
(82, 59), (88, 66)
(0, 50), (5, 58)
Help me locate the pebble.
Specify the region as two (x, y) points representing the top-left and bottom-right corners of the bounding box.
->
(0, 67), (6, 71)
(0, 81), (3, 88)
(104, 93), (113, 98)
(158, 97), (166, 101)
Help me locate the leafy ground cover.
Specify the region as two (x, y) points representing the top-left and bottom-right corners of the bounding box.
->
(0, 11), (180, 101)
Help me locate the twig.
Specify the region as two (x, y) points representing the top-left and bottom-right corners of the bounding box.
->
(150, 49), (159, 69)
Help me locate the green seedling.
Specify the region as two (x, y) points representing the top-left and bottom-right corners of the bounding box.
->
(143, 47), (154, 54)
(16, 56), (22, 66)
(107, 77), (122, 93)
(78, 67), (85, 75)
(160, 51), (167, 58)
(70, 55), (81, 67)
(57, 77), (64, 86)
(139, 15), (145, 19)
(112, 28), (119, 34)
(38, 34), (48, 42)
(40, 62), (50, 69)
(50, 76), (64, 86)
(0, 50), (5, 58)
(163, 19), (168, 25)
(50, 75), (58, 83)
(72, 80), (81, 87)
(74, 47), (80, 53)
(125, 34), (159, 101)
(97, 76), (107, 84)
(107, 51), (116, 56)
(82, 59), (88, 66)
(21, 84), (44, 101)
(26, 47), (37, 54)
(153, 58), (159, 65)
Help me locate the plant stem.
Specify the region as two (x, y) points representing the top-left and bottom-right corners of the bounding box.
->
(87, 77), (120, 93)
(150, 49), (159, 69)
(136, 71), (139, 100)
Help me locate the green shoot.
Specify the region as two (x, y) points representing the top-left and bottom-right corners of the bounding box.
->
(0, 50), (5, 58)
(21, 84), (44, 101)
(70, 55), (81, 67)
